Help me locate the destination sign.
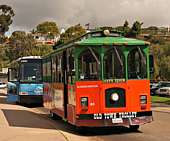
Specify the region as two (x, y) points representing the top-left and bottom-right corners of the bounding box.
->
(94, 112), (137, 120)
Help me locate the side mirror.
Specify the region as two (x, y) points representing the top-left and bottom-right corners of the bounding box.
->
(149, 55), (154, 74)
(8, 68), (18, 82)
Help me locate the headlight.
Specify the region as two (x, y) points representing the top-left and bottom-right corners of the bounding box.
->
(111, 93), (119, 101)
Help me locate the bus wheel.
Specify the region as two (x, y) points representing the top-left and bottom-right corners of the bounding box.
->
(129, 125), (139, 131)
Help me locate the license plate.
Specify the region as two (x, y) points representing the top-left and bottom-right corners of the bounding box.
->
(112, 118), (123, 123)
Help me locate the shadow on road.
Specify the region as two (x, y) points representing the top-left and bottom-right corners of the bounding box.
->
(2, 109), (55, 130)
(1, 107), (142, 136)
(44, 116), (142, 136)
(0, 93), (7, 104)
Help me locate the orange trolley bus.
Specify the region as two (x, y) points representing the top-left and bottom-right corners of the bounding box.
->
(43, 30), (153, 130)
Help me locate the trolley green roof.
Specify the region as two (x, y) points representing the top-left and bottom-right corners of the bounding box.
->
(76, 37), (150, 46)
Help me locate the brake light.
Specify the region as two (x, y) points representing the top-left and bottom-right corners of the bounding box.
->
(81, 97), (88, 111)
(140, 95), (147, 110)
(140, 95), (147, 104)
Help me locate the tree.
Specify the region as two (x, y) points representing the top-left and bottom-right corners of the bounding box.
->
(123, 20), (130, 36)
(35, 21), (59, 38)
(152, 43), (170, 80)
(98, 26), (114, 31)
(6, 31), (53, 61)
(6, 31), (35, 61)
(0, 34), (7, 44)
(0, 5), (15, 35)
(128, 21), (143, 37)
(0, 43), (11, 69)
(115, 20), (130, 36)
(57, 24), (86, 45)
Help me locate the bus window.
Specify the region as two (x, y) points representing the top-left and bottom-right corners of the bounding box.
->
(128, 47), (147, 79)
(104, 47), (125, 79)
(78, 48), (100, 80)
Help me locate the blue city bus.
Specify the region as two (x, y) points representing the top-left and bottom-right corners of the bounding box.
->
(7, 56), (44, 104)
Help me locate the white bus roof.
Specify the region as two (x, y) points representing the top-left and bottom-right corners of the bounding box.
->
(17, 56), (41, 61)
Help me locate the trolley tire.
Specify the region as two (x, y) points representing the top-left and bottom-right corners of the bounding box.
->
(50, 112), (62, 120)
(75, 127), (86, 134)
(129, 125), (140, 131)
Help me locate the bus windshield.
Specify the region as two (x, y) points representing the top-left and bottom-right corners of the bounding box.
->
(20, 62), (42, 82)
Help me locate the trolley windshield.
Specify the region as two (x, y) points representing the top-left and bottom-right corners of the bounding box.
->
(128, 47), (147, 79)
(78, 48), (100, 80)
(104, 46), (125, 80)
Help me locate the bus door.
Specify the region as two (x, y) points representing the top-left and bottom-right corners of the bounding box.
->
(62, 51), (68, 119)
(7, 68), (19, 103)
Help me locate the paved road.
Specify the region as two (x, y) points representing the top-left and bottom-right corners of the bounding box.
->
(0, 89), (170, 141)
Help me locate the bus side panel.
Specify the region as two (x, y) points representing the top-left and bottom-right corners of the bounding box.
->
(7, 82), (19, 103)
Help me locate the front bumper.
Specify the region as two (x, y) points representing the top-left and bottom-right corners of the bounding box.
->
(19, 95), (43, 104)
(75, 111), (153, 127)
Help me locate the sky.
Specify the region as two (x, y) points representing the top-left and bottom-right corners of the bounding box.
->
(0, 0), (170, 35)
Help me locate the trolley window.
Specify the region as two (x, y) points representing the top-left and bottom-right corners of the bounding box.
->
(128, 47), (147, 79)
(78, 48), (100, 80)
(104, 47), (125, 79)
(67, 49), (75, 84)
(56, 54), (63, 83)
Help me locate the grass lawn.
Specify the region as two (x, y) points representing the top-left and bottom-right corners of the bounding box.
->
(151, 95), (170, 105)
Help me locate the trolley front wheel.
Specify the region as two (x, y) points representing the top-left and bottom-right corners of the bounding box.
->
(129, 125), (140, 131)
